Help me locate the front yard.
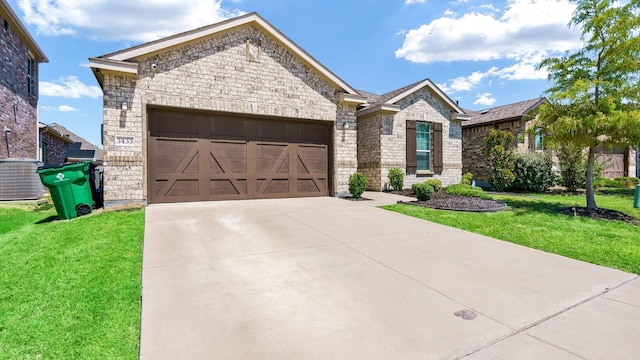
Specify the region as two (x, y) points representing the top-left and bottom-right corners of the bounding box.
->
(383, 190), (640, 275)
(0, 203), (144, 360)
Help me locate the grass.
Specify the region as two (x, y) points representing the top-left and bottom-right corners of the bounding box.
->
(383, 191), (640, 275)
(0, 202), (145, 360)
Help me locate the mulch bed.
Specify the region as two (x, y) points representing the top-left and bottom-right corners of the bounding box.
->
(398, 191), (507, 213)
(560, 207), (639, 225)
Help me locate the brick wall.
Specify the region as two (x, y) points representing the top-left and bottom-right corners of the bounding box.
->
(462, 119), (529, 182)
(101, 24), (356, 206)
(0, 17), (38, 159)
(40, 132), (68, 165)
(356, 112), (383, 190)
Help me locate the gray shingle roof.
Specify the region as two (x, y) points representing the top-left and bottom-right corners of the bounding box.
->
(48, 123), (103, 161)
(462, 98), (546, 128)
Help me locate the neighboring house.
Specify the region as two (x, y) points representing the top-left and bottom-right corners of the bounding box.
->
(462, 98), (547, 183)
(356, 79), (469, 191)
(0, 0), (48, 160)
(462, 97), (637, 182)
(45, 122), (104, 165)
(38, 122), (74, 165)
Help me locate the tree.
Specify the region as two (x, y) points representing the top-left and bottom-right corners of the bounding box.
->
(535, 0), (640, 209)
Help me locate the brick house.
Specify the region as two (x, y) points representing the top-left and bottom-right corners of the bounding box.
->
(462, 97), (637, 183)
(0, 0), (48, 160)
(38, 123), (74, 165)
(462, 98), (547, 183)
(357, 79), (469, 191)
(89, 12), (467, 207)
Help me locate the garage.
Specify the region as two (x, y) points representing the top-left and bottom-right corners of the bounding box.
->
(147, 107), (331, 204)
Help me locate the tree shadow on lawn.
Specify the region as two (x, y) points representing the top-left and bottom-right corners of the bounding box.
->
(501, 196), (639, 225)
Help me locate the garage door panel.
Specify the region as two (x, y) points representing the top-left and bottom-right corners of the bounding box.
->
(208, 141), (247, 174)
(210, 179), (247, 197)
(152, 139), (199, 173)
(148, 110), (330, 203)
(257, 144), (290, 174)
(150, 113), (200, 137)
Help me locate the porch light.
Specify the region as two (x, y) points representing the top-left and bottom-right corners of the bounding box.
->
(121, 101), (128, 111)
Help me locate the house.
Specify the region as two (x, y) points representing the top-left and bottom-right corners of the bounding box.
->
(0, 0), (48, 160)
(89, 12), (466, 207)
(45, 122), (104, 165)
(462, 97), (637, 182)
(38, 123), (74, 165)
(356, 79), (469, 191)
(462, 98), (547, 183)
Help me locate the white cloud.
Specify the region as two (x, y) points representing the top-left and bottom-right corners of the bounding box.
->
(58, 105), (79, 112)
(395, 0), (579, 64)
(40, 76), (102, 98)
(405, 0), (426, 4)
(18, 0), (244, 42)
(473, 93), (497, 106)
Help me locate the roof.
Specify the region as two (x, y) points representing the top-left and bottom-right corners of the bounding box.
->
(0, 0), (48, 62)
(89, 12), (359, 96)
(355, 78), (469, 119)
(47, 123), (103, 161)
(39, 123), (74, 144)
(462, 98), (547, 128)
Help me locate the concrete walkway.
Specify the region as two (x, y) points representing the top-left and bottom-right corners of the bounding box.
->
(141, 192), (640, 359)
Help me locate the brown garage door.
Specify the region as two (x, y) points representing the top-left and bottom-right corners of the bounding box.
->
(148, 108), (331, 204)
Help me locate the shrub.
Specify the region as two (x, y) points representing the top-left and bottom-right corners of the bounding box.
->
(444, 184), (492, 200)
(460, 172), (473, 186)
(596, 178), (620, 188)
(483, 129), (515, 191)
(388, 168), (404, 191)
(555, 143), (586, 192)
(511, 152), (553, 192)
(414, 183), (434, 201)
(615, 177), (639, 188)
(411, 182), (421, 194)
(348, 172), (367, 198)
(425, 178), (442, 192)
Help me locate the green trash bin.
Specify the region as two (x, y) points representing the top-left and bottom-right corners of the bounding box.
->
(37, 161), (94, 219)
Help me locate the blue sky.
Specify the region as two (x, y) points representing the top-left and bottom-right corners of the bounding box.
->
(8, 0), (582, 148)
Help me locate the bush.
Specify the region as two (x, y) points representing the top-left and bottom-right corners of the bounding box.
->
(444, 184), (492, 200)
(511, 152), (554, 192)
(460, 172), (473, 186)
(615, 177), (639, 188)
(414, 183), (434, 201)
(348, 172), (367, 198)
(388, 168), (404, 191)
(483, 129), (515, 191)
(425, 178), (442, 192)
(555, 143), (585, 192)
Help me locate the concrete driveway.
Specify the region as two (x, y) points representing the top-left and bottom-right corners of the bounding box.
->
(141, 192), (640, 359)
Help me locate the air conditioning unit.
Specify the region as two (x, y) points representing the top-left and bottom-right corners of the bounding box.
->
(0, 159), (44, 200)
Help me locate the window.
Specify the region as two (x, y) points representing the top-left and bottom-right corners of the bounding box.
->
(416, 122), (431, 171)
(27, 58), (36, 96)
(406, 121), (443, 174)
(535, 129), (544, 151)
(3, 19), (8, 32)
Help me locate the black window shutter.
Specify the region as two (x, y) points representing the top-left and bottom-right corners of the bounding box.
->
(406, 120), (417, 173)
(432, 122), (443, 173)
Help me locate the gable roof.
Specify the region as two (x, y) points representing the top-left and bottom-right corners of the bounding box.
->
(356, 78), (469, 119)
(89, 12), (359, 96)
(0, 0), (47, 62)
(462, 98), (547, 128)
(47, 123), (103, 161)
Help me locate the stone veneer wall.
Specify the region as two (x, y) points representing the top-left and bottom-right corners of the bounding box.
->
(0, 16), (39, 160)
(462, 119), (529, 182)
(363, 88), (463, 191)
(101, 24), (356, 206)
(356, 112), (383, 190)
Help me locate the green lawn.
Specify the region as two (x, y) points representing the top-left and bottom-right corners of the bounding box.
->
(0, 203), (145, 360)
(382, 190), (640, 275)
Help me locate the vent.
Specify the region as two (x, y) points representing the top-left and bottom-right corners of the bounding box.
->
(0, 160), (44, 200)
